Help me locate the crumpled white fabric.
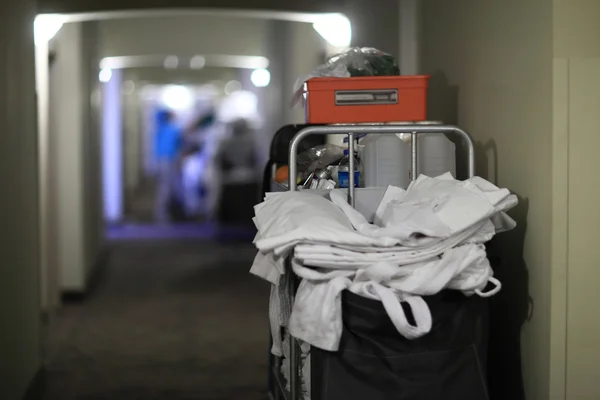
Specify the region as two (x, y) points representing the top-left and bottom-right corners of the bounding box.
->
(332, 172), (516, 246)
(288, 244), (500, 351)
(253, 191), (399, 257)
(250, 174), (517, 355)
(254, 176), (517, 258)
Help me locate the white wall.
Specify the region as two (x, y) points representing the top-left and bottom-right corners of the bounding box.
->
(287, 21), (326, 124)
(422, 2), (600, 399)
(0, 1), (42, 398)
(99, 15), (269, 58)
(122, 83), (142, 202)
(52, 22), (86, 290)
(82, 21), (104, 273)
(421, 1), (554, 399)
(345, 0), (399, 55)
(262, 20), (289, 134)
(558, 56), (600, 400)
(36, 37), (57, 312)
(51, 21), (104, 292)
(264, 19), (326, 131)
(553, 2), (600, 398)
(398, 0), (421, 75)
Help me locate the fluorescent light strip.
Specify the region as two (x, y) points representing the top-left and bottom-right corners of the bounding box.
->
(100, 54), (269, 70)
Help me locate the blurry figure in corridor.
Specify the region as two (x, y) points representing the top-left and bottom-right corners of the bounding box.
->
(211, 118), (262, 226)
(154, 108), (183, 223)
(180, 110), (219, 219)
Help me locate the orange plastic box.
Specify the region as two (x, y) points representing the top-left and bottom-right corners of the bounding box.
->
(304, 75), (429, 124)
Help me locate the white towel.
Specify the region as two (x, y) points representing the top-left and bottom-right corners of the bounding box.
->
(329, 174), (516, 246)
(293, 219), (488, 269)
(253, 191), (403, 257)
(288, 244), (500, 351)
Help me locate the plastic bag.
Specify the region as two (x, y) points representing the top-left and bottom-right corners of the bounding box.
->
(292, 47), (400, 107)
(328, 47), (400, 77)
(297, 144), (346, 175)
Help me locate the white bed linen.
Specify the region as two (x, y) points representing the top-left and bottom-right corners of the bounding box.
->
(250, 174), (517, 355)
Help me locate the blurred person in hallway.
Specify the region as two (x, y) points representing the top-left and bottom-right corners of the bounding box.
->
(154, 108), (184, 223)
(211, 118), (262, 227)
(196, 90), (265, 226)
(180, 110), (219, 219)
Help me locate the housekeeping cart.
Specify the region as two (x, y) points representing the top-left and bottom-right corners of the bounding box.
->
(265, 122), (488, 400)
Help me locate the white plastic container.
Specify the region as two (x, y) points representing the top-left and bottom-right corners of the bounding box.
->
(362, 134), (411, 188)
(417, 134), (456, 178)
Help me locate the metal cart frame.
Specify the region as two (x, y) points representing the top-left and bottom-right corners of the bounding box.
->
(269, 123), (476, 400)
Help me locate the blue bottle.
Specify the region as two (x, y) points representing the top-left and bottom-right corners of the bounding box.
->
(337, 149), (360, 188)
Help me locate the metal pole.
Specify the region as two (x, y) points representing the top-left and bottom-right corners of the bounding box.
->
(289, 125), (475, 192)
(410, 132), (418, 181)
(348, 133), (355, 206)
(284, 259), (299, 400)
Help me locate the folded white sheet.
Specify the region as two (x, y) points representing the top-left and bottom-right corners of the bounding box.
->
(293, 220), (487, 268)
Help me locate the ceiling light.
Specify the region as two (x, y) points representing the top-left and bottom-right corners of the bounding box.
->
(313, 14), (352, 48)
(190, 56), (206, 69)
(34, 14), (66, 46)
(99, 68), (113, 83)
(161, 85), (193, 110)
(250, 68), (270, 88)
(164, 56), (179, 69)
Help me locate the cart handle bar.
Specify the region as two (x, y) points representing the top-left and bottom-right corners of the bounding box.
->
(288, 124), (476, 202)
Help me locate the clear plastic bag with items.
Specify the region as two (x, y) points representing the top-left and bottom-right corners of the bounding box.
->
(326, 47), (400, 77)
(296, 144), (346, 175)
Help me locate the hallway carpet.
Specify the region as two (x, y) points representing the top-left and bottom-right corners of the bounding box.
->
(43, 240), (270, 400)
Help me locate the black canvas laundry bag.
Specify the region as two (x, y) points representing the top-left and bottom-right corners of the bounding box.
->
(310, 290), (490, 400)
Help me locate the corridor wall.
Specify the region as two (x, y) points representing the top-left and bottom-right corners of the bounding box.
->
(421, 0), (555, 399)
(0, 1), (43, 399)
(422, 0), (600, 399)
(554, 1), (600, 398)
(81, 21), (105, 295)
(51, 21), (105, 293)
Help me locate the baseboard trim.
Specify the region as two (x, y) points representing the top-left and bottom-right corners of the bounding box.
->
(21, 367), (46, 400)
